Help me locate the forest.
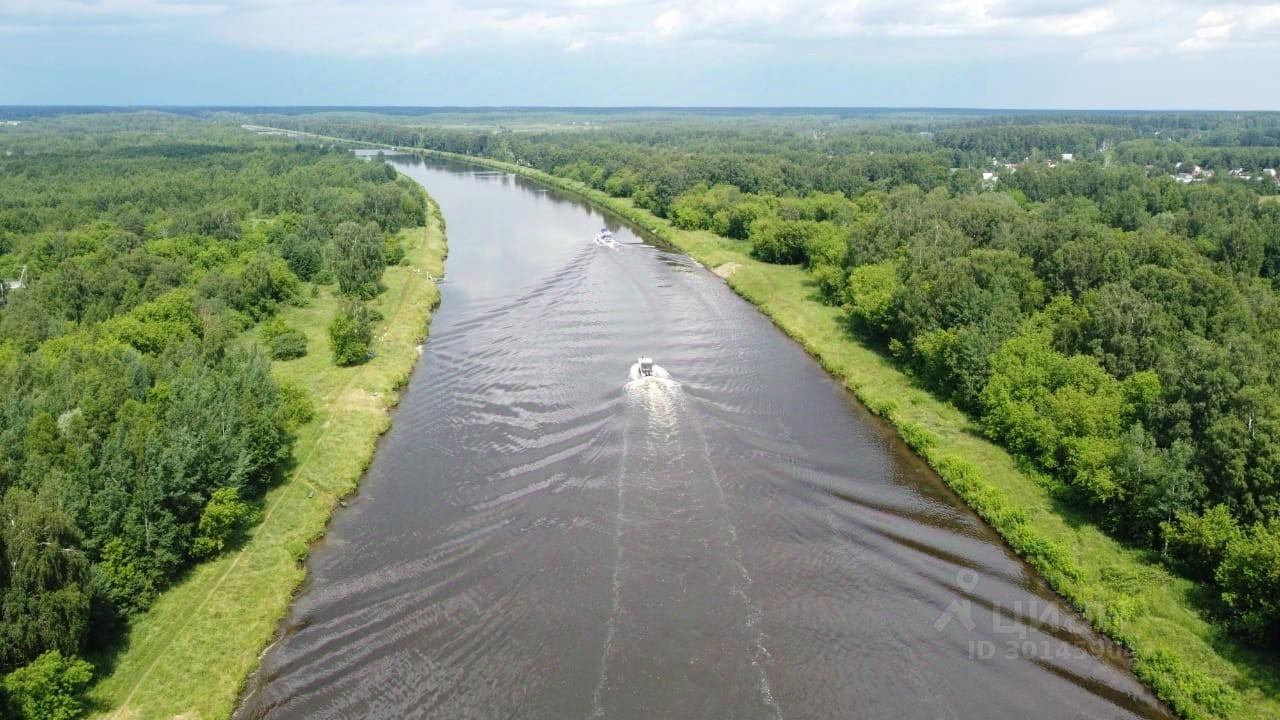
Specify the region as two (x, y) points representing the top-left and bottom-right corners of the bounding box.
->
(264, 110), (1280, 656)
(0, 114), (425, 717)
(3, 106), (1278, 718)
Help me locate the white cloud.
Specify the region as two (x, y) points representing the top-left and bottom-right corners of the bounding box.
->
(1177, 4), (1280, 52)
(1244, 4), (1280, 29)
(1179, 11), (1234, 51)
(193, 1), (593, 57)
(1, 0), (1279, 61)
(653, 8), (681, 37)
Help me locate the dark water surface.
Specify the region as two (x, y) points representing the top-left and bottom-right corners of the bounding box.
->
(237, 155), (1173, 720)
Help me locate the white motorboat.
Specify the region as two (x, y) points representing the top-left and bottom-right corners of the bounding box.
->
(629, 356), (670, 381)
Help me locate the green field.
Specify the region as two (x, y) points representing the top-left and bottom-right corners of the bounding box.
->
(400, 149), (1280, 720)
(86, 203), (447, 720)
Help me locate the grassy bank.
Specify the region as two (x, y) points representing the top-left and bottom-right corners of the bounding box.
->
(86, 201), (447, 720)
(398, 149), (1276, 720)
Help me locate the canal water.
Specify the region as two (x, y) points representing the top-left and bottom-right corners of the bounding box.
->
(236, 154), (1172, 720)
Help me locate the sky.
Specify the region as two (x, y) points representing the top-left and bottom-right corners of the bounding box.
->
(0, 0), (1277, 109)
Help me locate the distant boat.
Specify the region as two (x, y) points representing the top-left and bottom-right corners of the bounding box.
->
(593, 228), (616, 245)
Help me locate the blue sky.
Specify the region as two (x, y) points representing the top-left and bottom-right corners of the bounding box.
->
(1, 1), (1277, 109)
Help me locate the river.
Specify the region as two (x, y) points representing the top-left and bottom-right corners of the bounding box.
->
(236, 153), (1173, 720)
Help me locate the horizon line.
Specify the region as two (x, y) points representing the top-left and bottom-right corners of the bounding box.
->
(2, 104), (1279, 114)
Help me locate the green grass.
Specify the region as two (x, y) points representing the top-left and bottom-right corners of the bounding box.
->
(399, 149), (1279, 720)
(86, 205), (447, 720)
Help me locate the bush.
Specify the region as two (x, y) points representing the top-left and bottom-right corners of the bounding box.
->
(899, 421), (938, 452)
(267, 330), (308, 360)
(260, 316), (308, 360)
(1138, 648), (1240, 719)
(1161, 505), (1244, 582)
(260, 315), (289, 343)
(286, 540), (309, 565)
(280, 234), (323, 281)
(329, 301), (374, 366)
(276, 380), (315, 430)
(811, 263), (846, 304)
(235, 255), (300, 320)
(191, 487), (252, 559)
(96, 538), (155, 614)
(1215, 521), (1280, 645)
(719, 201), (768, 240)
(3, 650), (94, 720)
(843, 262), (899, 334)
(385, 235), (407, 266)
(749, 218), (827, 264)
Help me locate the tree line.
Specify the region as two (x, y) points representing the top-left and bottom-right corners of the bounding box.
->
(670, 167), (1280, 652)
(0, 116), (423, 717)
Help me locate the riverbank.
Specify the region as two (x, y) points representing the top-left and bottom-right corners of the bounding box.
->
(404, 151), (1277, 720)
(235, 125), (1278, 719)
(86, 199), (447, 719)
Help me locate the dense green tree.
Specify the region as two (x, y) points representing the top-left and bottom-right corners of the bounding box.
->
(1112, 429), (1200, 543)
(329, 301), (375, 366)
(0, 490), (91, 668)
(1162, 505), (1245, 582)
(1067, 282), (1170, 378)
(2, 650), (94, 720)
(1102, 186), (1150, 231)
(191, 487), (252, 559)
(279, 233), (323, 281)
(749, 218), (834, 264)
(1216, 520), (1280, 645)
(331, 221), (386, 297)
(981, 317), (1158, 505)
(235, 255), (300, 320)
(0, 116), (426, 676)
(363, 179), (425, 232)
(843, 262), (899, 336)
(1216, 219), (1266, 277)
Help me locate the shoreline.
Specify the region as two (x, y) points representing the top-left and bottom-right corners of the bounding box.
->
(228, 127), (1277, 720)
(87, 187), (448, 719)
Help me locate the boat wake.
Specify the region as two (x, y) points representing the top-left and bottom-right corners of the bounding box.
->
(590, 365), (780, 719)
